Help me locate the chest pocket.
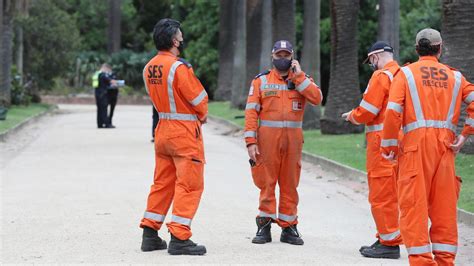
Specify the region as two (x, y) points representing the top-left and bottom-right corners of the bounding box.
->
(260, 85), (282, 112)
(288, 90), (304, 112)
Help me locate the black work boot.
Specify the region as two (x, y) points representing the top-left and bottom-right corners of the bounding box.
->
(252, 217), (272, 244)
(360, 240), (400, 259)
(141, 227), (167, 252)
(168, 234), (207, 255)
(280, 225), (304, 245)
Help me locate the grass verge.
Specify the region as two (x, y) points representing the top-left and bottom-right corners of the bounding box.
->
(0, 104), (51, 134)
(208, 101), (474, 212)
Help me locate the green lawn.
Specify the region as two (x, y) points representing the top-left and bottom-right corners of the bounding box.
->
(0, 104), (51, 134)
(209, 101), (474, 212)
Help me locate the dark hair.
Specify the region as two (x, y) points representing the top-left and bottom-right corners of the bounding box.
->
(153, 18), (181, 51)
(416, 38), (441, 56)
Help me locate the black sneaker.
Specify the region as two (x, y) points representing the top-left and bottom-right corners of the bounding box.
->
(252, 217), (272, 244)
(141, 227), (167, 252)
(168, 234), (206, 255)
(280, 225), (304, 245)
(360, 240), (400, 259)
(359, 239), (379, 253)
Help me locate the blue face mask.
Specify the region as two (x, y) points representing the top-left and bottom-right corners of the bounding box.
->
(273, 58), (292, 71)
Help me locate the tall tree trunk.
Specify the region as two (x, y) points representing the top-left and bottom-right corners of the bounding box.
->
(1, 0), (14, 108)
(259, 0), (272, 71)
(272, 0), (295, 45)
(321, 0), (363, 134)
(14, 0), (28, 85)
(230, 0), (247, 109)
(107, 0), (121, 54)
(442, 0), (474, 154)
(301, 0), (321, 129)
(215, 0), (234, 101)
(245, 0), (263, 109)
(377, 0), (399, 60)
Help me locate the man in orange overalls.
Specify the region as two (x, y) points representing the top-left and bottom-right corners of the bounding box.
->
(245, 40), (323, 245)
(342, 41), (402, 259)
(382, 28), (474, 265)
(140, 18), (208, 256)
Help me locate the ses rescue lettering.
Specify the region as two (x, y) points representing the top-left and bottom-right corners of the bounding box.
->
(147, 65), (163, 85)
(420, 66), (448, 89)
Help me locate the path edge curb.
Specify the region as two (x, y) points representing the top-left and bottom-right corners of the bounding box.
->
(208, 114), (474, 227)
(0, 104), (58, 142)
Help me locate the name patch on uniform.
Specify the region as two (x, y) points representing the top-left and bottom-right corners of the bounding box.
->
(263, 91), (278, 97)
(292, 101), (303, 111)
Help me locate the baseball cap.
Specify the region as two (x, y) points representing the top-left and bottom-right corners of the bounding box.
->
(272, 40), (293, 54)
(416, 28), (442, 45)
(362, 41), (394, 64)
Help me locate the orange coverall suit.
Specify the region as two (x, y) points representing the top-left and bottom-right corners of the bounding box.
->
(140, 51), (208, 240)
(348, 60), (402, 246)
(382, 56), (474, 265)
(244, 69), (323, 227)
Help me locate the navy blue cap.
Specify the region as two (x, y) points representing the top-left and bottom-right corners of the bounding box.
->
(363, 41), (394, 64)
(272, 40), (293, 54)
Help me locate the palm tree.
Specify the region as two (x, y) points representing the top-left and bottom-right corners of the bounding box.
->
(215, 0), (234, 101)
(320, 0), (363, 134)
(107, 0), (121, 54)
(1, 0), (14, 110)
(244, 0), (264, 109)
(259, 0), (272, 71)
(301, 0), (321, 129)
(442, 0), (474, 154)
(230, 0), (247, 109)
(272, 0), (295, 44)
(377, 0), (400, 60)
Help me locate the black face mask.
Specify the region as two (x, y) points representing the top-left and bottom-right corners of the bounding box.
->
(177, 40), (185, 54)
(273, 58), (292, 71)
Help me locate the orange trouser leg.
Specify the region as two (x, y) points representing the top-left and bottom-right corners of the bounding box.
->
(277, 129), (302, 228)
(251, 128), (281, 220)
(166, 138), (205, 241)
(366, 134), (401, 245)
(140, 152), (177, 230)
(429, 148), (459, 266)
(398, 142), (436, 266)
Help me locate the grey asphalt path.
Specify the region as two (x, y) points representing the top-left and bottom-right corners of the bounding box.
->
(1, 104), (473, 265)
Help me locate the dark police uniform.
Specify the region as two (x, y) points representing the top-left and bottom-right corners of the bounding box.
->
(107, 73), (119, 126)
(96, 72), (113, 128)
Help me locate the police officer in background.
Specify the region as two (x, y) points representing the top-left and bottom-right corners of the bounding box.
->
(107, 72), (120, 127)
(95, 63), (117, 128)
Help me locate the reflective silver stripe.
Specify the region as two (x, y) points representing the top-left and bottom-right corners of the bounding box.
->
(407, 244), (431, 255)
(144, 211), (165, 222)
(259, 75), (267, 90)
(387, 102), (403, 113)
(245, 102), (261, 112)
(260, 120), (302, 128)
(446, 71), (462, 124)
(432, 243), (457, 253)
(278, 213), (297, 222)
(466, 117), (474, 127)
(244, 131), (256, 138)
(171, 215), (192, 226)
(402, 67), (425, 121)
(159, 112), (198, 121)
(296, 78), (311, 93)
(262, 83), (288, 91)
(360, 99), (380, 115)
(382, 70), (394, 81)
(403, 120), (456, 134)
(381, 139), (398, 147)
(465, 91), (474, 104)
(366, 123), (383, 133)
(259, 211), (276, 220)
(167, 61), (183, 113)
(190, 90), (207, 106)
(379, 230), (400, 241)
